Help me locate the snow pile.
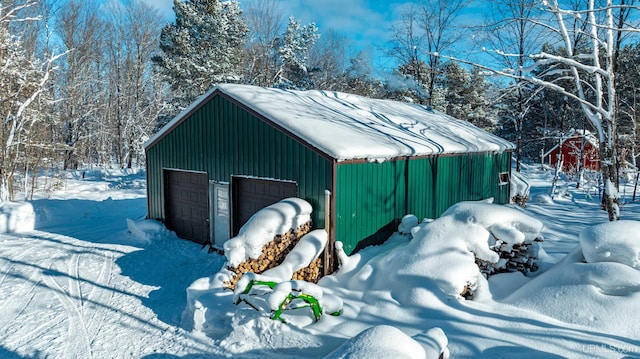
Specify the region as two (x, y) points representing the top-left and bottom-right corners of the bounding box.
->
(268, 280), (343, 317)
(510, 170), (530, 205)
(333, 199), (544, 301)
(223, 198), (312, 267)
(398, 214), (419, 235)
(261, 229), (327, 281)
(533, 193), (554, 204)
(218, 313), (323, 354)
(0, 201), (35, 233)
(411, 199), (543, 297)
(503, 245), (640, 338)
(579, 220), (640, 269)
(324, 325), (448, 359)
(230, 230), (341, 325)
(126, 218), (151, 243)
(126, 218), (172, 245)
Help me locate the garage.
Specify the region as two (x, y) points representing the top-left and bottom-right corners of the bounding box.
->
(164, 169), (209, 244)
(231, 176), (298, 235)
(145, 84), (514, 271)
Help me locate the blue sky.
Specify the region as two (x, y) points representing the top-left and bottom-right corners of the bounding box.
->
(141, 0), (411, 40)
(139, 0), (485, 70)
(240, 0), (416, 69)
(141, 0), (410, 64)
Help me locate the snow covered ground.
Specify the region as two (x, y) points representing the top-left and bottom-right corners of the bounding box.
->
(0, 165), (639, 358)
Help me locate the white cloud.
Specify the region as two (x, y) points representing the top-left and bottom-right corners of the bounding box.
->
(240, 0), (394, 58)
(138, 0), (174, 20)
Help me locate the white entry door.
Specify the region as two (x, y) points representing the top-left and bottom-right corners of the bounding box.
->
(210, 181), (230, 249)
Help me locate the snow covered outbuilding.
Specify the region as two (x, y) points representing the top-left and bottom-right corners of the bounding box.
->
(542, 129), (600, 172)
(144, 84), (515, 272)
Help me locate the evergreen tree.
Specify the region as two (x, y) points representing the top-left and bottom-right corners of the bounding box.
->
(438, 62), (497, 130)
(153, 0), (248, 111)
(274, 16), (319, 90)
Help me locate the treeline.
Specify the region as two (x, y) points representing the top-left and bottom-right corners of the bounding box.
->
(1, 0), (639, 200)
(1, 0), (165, 199)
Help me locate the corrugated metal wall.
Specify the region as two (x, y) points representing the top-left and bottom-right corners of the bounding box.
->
(334, 160), (408, 254)
(146, 95), (333, 229)
(334, 152), (512, 255)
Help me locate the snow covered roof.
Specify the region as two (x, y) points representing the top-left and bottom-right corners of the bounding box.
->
(145, 84), (515, 161)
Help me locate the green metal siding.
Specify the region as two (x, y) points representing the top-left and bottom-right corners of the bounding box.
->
(146, 95), (333, 229)
(334, 160), (407, 255)
(334, 152), (512, 255)
(408, 152), (511, 218)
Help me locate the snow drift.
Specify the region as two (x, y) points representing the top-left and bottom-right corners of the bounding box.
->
(579, 220), (640, 269)
(502, 220), (640, 338)
(331, 198), (544, 300)
(324, 325), (449, 359)
(0, 201), (35, 233)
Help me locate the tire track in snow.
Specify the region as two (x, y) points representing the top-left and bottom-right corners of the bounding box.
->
(68, 254), (83, 311)
(86, 249), (116, 341)
(1, 233), (119, 357)
(43, 256), (94, 359)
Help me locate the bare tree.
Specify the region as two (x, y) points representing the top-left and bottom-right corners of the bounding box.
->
(387, 3), (423, 73)
(480, 0), (546, 172)
(438, 0), (638, 221)
(104, 0), (163, 169)
(242, 0), (284, 87)
(55, 0), (106, 170)
(0, 0), (65, 200)
(387, 0), (468, 104)
(451, 0), (635, 220)
(417, 0), (468, 105)
(308, 29), (351, 91)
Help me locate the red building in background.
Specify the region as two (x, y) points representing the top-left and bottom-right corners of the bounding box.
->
(543, 130), (600, 172)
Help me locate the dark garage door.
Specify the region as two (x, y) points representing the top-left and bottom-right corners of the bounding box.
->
(164, 170), (209, 244)
(232, 176), (298, 235)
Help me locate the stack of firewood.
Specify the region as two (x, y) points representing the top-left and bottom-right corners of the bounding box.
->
(292, 257), (322, 283)
(225, 222), (321, 290)
(475, 237), (542, 280)
(460, 237), (541, 299)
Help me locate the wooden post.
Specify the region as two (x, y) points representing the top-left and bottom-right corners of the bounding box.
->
(324, 190), (331, 236)
(323, 190), (332, 276)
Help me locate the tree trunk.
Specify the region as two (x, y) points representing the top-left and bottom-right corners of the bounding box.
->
(516, 128), (522, 172)
(600, 142), (620, 220)
(0, 171), (7, 202)
(64, 149), (78, 170)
